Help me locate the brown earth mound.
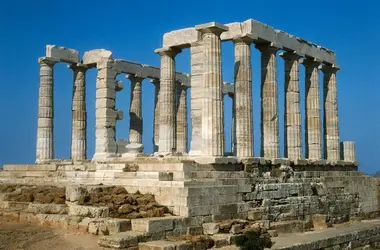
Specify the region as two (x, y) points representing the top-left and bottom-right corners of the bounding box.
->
(0, 184), (65, 204)
(77, 186), (168, 219)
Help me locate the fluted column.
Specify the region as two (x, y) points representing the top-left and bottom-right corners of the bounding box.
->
(189, 42), (204, 155)
(322, 64), (340, 160)
(155, 47), (181, 154)
(233, 35), (253, 157)
(256, 44), (280, 158)
(125, 75), (144, 153)
(151, 79), (160, 152)
(36, 57), (57, 162)
(280, 52), (302, 160)
(340, 141), (356, 162)
(229, 93), (236, 155)
(195, 23), (228, 156)
(176, 85), (188, 154)
(302, 58), (322, 159)
(70, 64), (88, 160)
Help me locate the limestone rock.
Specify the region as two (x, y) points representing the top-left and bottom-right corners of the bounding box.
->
(203, 222), (220, 235)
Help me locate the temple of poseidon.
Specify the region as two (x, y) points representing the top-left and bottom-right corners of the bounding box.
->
(1, 19), (380, 250)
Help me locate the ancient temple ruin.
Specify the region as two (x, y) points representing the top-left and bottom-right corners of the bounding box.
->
(1, 19), (379, 250)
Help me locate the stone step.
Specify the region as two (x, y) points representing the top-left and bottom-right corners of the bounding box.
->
(138, 240), (192, 250)
(269, 220), (312, 234)
(296, 171), (365, 178)
(131, 216), (177, 233)
(98, 231), (145, 249)
(114, 172), (173, 181)
(137, 163), (194, 172)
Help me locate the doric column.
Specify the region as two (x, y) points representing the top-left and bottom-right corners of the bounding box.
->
(36, 57), (57, 162)
(280, 51), (302, 160)
(155, 47), (181, 154)
(151, 79), (160, 152)
(229, 93), (236, 155)
(233, 35), (254, 157)
(340, 141), (356, 162)
(195, 23), (228, 156)
(302, 58), (322, 160)
(321, 64), (340, 160)
(189, 42), (204, 155)
(256, 44), (280, 158)
(176, 84), (188, 154)
(70, 64), (88, 160)
(126, 75), (144, 153)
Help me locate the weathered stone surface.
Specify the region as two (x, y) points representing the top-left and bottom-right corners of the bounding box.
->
(27, 203), (68, 215)
(68, 204), (109, 218)
(46, 45), (79, 63)
(202, 222), (220, 235)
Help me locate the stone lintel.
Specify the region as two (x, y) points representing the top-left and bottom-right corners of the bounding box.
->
(82, 49), (113, 66)
(46, 45), (79, 63)
(113, 59), (189, 85)
(163, 19), (337, 64)
(195, 22), (229, 35)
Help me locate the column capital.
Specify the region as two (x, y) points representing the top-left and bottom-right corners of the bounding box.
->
(68, 63), (89, 71)
(319, 63), (340, 73)
(38, 57), (59, 66)
(279, 51), (302, 61)
(126, 74), (145, 82)
(300, 57), (322, 68)
(154, 47), (182, 58)
(150, 78), (160, 85)
(195, 22), (228, 36)
(232, 34), (256, 45)
(255, 43), (280, 54)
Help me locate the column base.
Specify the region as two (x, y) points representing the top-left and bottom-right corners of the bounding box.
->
(92, 152), (118, 161)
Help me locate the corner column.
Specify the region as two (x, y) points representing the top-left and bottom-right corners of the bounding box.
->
(94, 58), (123, 160)
(280, 52), (302, 160)
(256, 44), (280, 158)
(322, 64), (340, 160)
(155, 47), (181, 154)
(233, 35), (254, 157)
(195, 22), (228, 156)
(302, 58), (322, 159)
(176, 84), (188, 154)
(126, 75), (144, 153)
(151, 79), (160, 152)
(36, 57), (57, 162)
(70, 64), (88, 160)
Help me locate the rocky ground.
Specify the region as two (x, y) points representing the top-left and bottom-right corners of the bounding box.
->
(77, 186), (168, 219)
(0, 216), (103, 250)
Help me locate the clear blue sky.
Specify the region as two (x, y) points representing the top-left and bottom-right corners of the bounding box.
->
(0, 0), (379, 174)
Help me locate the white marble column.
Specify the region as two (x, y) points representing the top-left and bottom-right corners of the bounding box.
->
(189, 42), (204, 155)
(302, 58), (322, 160)
(280, 52), (302, 160)
(340, 141), (356, 162)
(256, 44), (280, 158)
(126, 75), (144, 153)
(36, 57), (57, 162)
(155, 47), (181, 154)
(322, 64), (340, 160)
(195, 23), (228, 156)
(70, 64), (88, 160)
(233, 35), (254, 157)
(151, 79), (160, 152)
(176, 84), (188, 154)
(229, 93), (236, 155)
